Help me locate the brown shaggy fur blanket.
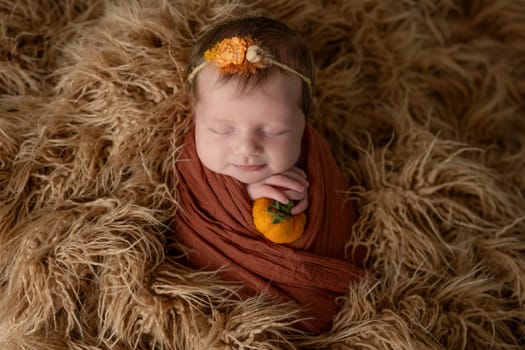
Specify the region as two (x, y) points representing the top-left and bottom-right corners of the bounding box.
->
(1, 0), (524, 349)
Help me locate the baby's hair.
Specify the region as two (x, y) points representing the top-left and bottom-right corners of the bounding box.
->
(187, 16), (315, 116)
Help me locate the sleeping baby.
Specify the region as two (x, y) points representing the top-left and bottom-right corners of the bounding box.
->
(173, 16), (368, 333)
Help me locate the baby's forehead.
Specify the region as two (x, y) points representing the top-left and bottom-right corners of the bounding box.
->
(195, 65), (302, 100)
(194, 68), (305, 124)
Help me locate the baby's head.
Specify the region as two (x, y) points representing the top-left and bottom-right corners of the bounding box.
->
(187, 17), (314, 184)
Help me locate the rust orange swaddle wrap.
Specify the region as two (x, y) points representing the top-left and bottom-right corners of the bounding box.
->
(173, 124), (367, 332)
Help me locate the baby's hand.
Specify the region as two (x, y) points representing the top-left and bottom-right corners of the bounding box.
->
(246, 166), (309, 215)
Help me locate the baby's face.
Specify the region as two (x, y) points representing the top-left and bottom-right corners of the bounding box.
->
(194, 67), (305, 184)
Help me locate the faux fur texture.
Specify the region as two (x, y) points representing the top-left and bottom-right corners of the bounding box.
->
(1, 0), (524, 349)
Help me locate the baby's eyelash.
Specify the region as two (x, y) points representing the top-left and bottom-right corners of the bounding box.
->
(264, 130), (289, 136)
(209, 128), (233, 135)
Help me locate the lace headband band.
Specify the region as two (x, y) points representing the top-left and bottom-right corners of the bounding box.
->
(187, 36), (312, 91)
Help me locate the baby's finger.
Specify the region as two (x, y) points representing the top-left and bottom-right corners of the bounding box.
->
(262, 174), (306, 193)
(282, 189), (305, 201)
(291, 197), (308, 215)
(256, 184), (289, 204)
(281, 167), (308, 186)
(286, 166), (307, 177)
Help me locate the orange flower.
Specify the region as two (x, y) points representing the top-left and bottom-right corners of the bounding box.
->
(204, 37), (266, 75)
(214, 37), (247, 67)
(252, 198), (306, 244)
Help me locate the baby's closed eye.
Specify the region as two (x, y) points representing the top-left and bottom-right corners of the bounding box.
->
(209, 126), (234, 135)
(262, 129), (290, 137)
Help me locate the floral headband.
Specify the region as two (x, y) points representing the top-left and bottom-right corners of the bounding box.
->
(187, 36), (312, 91)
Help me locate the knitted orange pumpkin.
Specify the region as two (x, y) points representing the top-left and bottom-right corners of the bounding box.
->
(252, 198), (306, 244)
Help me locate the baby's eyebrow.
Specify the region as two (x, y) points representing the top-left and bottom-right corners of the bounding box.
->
(204, 118), (234, 124)
(262, 122), (292, 128)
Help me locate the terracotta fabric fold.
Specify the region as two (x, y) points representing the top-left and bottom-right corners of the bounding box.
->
(172, 124), (367, 332)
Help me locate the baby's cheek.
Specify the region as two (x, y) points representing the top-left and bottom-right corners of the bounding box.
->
(270, 141), (301, 172)
(196, 137), (217, 168)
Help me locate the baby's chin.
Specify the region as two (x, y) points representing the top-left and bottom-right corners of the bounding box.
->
(227, 171), (269, 184)
(206, 163), (294, 184)
(200, 163), (267, 184)
(225, 166), (279, 185)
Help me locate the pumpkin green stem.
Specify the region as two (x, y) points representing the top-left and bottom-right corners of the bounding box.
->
(267, 200), (295, 224)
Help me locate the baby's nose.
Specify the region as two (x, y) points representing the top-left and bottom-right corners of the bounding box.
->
(234, 135), (262, 155)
